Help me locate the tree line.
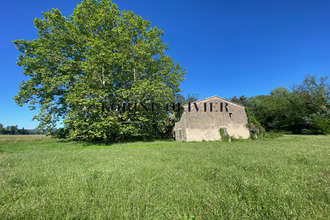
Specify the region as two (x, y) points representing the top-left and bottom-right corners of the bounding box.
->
(230, 75), (329, 135)
(0, 124), (43, 135)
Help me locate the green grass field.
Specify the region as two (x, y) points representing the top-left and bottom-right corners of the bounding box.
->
(0, 135), (329, 219)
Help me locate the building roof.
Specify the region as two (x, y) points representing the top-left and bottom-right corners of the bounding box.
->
(184, 95), (245, 108)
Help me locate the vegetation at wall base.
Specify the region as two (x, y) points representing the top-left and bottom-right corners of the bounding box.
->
(245, 108), (266, 139)
(219, 128), (230, 142)
(0, 135), (329, 219)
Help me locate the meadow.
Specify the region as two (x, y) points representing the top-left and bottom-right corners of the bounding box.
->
(0, 135), (329, 219)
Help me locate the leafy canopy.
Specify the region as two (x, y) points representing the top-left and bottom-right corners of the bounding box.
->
(231, 75), (329, 134)
(14, 0), (185, 141)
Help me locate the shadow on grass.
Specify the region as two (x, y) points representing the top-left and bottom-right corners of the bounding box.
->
(53, 135), (175, 147)
(52, 131), (287, 148)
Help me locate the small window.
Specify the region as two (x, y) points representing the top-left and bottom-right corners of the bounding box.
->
(229, 113), (233, 119)
(178, 130), (182, 141)
(221, 127), (228, 136)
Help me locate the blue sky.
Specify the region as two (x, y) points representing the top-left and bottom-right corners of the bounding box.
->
(0, 0), (329, 129)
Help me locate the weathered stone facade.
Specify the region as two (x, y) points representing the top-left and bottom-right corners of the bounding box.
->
(174, 95), (250, 141)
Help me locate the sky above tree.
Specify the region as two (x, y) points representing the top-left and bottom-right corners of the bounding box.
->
(1, 0), (329, 129)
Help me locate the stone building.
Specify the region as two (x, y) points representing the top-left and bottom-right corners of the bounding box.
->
(174, 95), (250, 141)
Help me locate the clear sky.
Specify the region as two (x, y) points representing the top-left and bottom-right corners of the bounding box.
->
(0, 0), (329, 129)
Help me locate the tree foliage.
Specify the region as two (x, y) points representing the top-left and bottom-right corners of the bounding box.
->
(231, 75), (329, 134)
(14, 0), (185, 141)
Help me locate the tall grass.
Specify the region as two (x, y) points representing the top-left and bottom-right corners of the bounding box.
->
(0, 135), (329, 219)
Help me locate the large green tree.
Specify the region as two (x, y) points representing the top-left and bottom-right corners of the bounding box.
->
(14, 0), (185, 141)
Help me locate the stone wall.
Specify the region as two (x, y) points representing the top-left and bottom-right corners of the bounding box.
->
(174, 96), (250, 141)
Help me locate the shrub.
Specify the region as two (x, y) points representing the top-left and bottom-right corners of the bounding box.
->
(245, 108), (266, 139)
(263, 131), (283, 139)
(312, 113), (330, 134)
(51, 128), (69, 139)
(219, 128), (230, 142)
